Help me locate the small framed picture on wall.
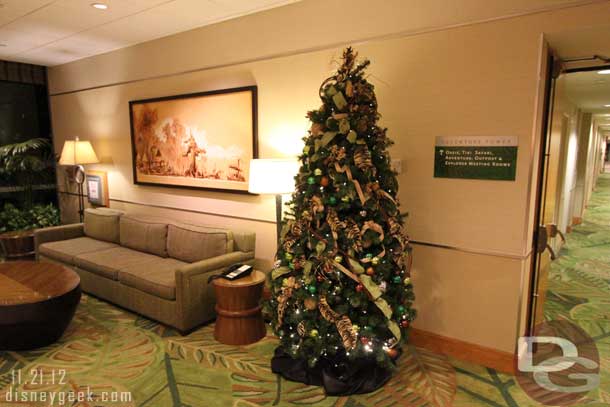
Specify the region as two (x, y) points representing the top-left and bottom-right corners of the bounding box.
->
(86, 170), (109, 207)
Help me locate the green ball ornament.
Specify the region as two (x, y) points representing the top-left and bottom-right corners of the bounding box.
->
(366, 253), (373, 259)
(329, 196), (337, 205)
(288, 262), (294, 270)
(397, 305), (406, 314)
(307, 285), (317, 294)
(314, 168), (322, 176)
(392, 275), (402, 284)
(307, 176), (315, 185)
(371, 256), (379, 265)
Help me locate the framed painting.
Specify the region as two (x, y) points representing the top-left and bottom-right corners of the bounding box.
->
(86, 170), (109, 207)
(129, 86), (258, 193)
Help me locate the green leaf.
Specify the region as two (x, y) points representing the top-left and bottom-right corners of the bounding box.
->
(387, 320), (401, 342)
(332, 92), (347, 110)
(360, 275), (382, 299)
(347, 130), (357, 143)
(271, 266), (291, 280)
(315, 241), (326, 255)
(348, 258), (365, 274)
(303, 261), (313, 283)
(339, 118), (350, 134)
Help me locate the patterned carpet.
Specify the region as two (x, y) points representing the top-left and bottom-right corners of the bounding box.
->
(1, 176), (609, 406)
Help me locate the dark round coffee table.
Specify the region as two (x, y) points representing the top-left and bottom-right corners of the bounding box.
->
(0, 261), (81, 350)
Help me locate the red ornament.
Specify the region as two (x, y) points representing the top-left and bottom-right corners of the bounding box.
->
(360, 337), (370, 345)
(401, 320), (410, 328)
(356, 284), (364, 292)
(386, 348), (399, 359)
(320, 176), (329, 187)
(317, 275), (324, 282)
(366, 267), (375, 276)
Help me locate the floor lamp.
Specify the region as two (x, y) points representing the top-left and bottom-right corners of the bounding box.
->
(248, 159), (300, 241)
(59, 138), (99, 222)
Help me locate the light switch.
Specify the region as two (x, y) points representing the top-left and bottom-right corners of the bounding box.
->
(391, 158), (403, 174)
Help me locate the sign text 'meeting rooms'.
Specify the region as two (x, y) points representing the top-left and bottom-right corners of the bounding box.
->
(434, 136), (518, 181)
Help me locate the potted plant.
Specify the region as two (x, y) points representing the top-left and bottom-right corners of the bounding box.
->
(0, 138), (60, 259)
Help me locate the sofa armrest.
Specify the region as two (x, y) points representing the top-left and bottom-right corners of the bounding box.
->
(175, 251), (255, 280)
(34, 223), (84, 253)
(174, 250), (255, 331)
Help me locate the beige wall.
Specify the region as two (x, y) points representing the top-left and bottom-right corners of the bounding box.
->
(48, 0), (610, 353)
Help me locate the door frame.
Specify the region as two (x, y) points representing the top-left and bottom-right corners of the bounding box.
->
(525, 59), (610, 334)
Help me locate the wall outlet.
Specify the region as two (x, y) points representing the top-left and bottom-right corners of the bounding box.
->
(391, 158), (403, 174)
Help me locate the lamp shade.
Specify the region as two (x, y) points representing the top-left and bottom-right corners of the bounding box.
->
(59, 138), (99, 165)
(248, 158), (299, 194)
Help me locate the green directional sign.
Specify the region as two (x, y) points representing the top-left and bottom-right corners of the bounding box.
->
(434, 136), (518, 181)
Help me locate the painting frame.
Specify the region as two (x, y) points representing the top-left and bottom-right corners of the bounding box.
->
(86, 170), (109, 207)
(128, 85), (258, 194)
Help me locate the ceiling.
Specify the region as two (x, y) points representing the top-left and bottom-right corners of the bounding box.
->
(0, 0), (299, 66)
(564, 69), (610, 113)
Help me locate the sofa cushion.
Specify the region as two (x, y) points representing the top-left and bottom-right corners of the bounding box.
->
(39, 237), (117, 264)
(74, 246), (161, 280)
(83, 208), (122, 243)
(118, 258), (186, 300)
(167, 223), (231, 263)
(120, 216), (168, 257)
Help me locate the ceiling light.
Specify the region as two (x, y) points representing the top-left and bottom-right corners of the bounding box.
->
(605, 104), (610, 107)
(91, 3), (108, 10)
(598, 69), (610, 75)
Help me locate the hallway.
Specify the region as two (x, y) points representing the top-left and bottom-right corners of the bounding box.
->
(543, 173), (610, 403)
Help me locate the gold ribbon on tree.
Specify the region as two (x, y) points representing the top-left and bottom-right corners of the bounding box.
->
(334, 163), (368, 205)
(318, 296), (357, 350)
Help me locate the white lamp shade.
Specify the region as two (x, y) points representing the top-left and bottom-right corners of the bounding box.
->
(248, 158), (300, 194)
(59, 139), (99, 165)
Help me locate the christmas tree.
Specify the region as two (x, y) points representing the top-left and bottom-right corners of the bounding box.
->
(266, 47), (415, 394)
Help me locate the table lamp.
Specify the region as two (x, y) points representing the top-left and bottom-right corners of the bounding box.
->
(59, 137), (99, 222)
(248, 158), (299, 240)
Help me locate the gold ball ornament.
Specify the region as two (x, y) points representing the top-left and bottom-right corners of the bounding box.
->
(403, 277), (411, 285)
(304, 297), (318, 310)
(351, 324), (360, 334)
(334, 255), (343, 263)
(371, 256), (379, 265)
(314, 168), (322, 176)
(310, 329), (319, 338)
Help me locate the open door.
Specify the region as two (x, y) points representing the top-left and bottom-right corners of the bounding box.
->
(527, 52), (565, 334)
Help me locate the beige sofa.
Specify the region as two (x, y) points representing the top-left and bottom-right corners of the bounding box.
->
(34, 208), (255, 334)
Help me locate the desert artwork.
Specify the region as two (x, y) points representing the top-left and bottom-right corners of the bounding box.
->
(129, 87), (257, 192)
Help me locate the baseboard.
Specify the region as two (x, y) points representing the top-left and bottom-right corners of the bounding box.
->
(572, 216), (583, 225)
(409, 328), (515, 374)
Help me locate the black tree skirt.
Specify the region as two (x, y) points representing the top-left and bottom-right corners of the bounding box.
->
(271, 347), (396, 396)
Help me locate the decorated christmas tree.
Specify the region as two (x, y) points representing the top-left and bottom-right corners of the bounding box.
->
(266, 47), (415, 395)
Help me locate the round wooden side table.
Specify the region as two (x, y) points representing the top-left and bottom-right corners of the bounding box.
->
(213, 270), (266, 346)
(0, 261), (81, 350)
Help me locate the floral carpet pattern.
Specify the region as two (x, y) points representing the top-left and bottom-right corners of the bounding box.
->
(1, 175), (609, 406)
